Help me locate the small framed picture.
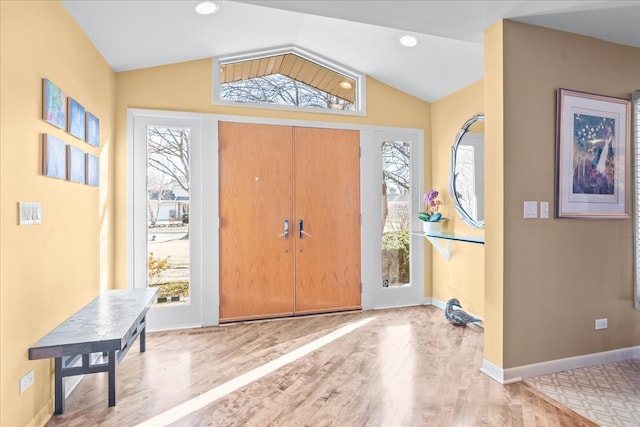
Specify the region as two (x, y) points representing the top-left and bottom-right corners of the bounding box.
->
(42, 134), (66, 180)
(67, 97), (86, 141)
(86, 112), (100, 147)
(42, 79), (66, 130)
(85, 153), (99, 187)
(556, 88), (631, 218)
(67, 145), (85, 183)
(86, 111), (100, 147)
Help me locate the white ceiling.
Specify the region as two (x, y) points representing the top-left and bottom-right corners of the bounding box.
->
(61, 0), (640, 103)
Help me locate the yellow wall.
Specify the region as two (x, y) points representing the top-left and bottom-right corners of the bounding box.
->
(4, 2), (638, 425)
(497, 21), (640, 368)
(113, 60), (432, 288)
(0, 4), (430, 424)
(0, 2), (116, 426)
(431, 80), (485, 318)
(483, 21), (506, 369)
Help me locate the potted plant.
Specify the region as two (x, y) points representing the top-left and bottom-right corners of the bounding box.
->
(418, 189), (445, 233)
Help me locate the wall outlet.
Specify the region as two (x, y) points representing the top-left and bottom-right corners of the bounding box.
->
(19, 370), (34, 393)
(595, 318), (608, 330)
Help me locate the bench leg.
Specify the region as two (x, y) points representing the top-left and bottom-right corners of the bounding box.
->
(140, 316), (146, 352)
(108, 350), (116, 407)
(54, 357), (64, 415)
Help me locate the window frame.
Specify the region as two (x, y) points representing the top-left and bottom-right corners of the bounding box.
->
(212, 46), (366, 117)
(633, 90), (639, 310)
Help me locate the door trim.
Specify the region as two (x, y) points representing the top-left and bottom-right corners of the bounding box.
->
(127, 108), (424, 327)
(127, 112), (214, 331)
(361, 129), (425, 310)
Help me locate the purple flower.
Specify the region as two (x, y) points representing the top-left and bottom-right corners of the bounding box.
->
(422, 189), (442, 217)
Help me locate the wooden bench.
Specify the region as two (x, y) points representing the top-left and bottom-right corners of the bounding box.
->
(29, 288), (157, 415)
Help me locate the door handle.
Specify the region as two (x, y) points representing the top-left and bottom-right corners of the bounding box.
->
(299, 219), (311, 239)
(278, 219), (289, 239)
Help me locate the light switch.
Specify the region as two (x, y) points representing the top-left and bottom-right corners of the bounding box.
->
(524, 201), (538, 218)
(540, 201), (549, 219)
(18, 202), (42, 225)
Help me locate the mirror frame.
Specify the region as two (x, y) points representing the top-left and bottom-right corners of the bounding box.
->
(449, 113), (485, 229)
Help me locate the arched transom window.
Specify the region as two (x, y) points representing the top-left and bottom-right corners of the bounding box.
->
(212, 47), (365, 115)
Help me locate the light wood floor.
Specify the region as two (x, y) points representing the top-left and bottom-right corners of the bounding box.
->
(44, 306), (595, 426)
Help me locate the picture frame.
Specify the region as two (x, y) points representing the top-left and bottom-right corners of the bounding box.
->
(42, 78), (66, 130)
(67, 145), (85, 183)
(86, 111), (100, 147)
(42, 134), (66, 180)
(67, 97), (86, 141)
(556, 88), (631, 218)
(85, 153), (99, 187)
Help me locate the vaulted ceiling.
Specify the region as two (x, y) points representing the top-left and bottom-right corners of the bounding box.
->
(62, 0), (640, 103)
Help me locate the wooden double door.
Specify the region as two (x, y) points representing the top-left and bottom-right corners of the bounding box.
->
(219, 122), (361, 322)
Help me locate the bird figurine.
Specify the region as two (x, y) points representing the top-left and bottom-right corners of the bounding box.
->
(445, 298), (482, 326)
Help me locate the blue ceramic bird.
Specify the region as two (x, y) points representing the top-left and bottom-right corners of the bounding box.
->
(445, 298), (482, 326)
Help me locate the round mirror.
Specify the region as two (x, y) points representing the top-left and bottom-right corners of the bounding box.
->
(449, 113), (485, 228)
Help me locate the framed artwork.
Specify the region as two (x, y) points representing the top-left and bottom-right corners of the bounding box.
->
(42, 134), (66, 180)
(85, 153), (99, 187)
(67, 145), (85, 183)
(86, 112), (100, 147)
(67, 97), (86, 140)
(42, 78), (66, 129)
(556, 88), (630, 218)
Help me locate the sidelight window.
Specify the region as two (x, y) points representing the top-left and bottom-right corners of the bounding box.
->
(147, 126), (191, 304)
(382, 140), (411, 287)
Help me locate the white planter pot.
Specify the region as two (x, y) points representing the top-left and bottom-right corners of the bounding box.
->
(422, 221), (442, 234)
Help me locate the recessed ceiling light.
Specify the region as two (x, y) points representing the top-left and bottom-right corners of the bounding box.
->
(195, 1), (219, 15)
(400, 35), (418, 47)
(339, 81), (353, 89)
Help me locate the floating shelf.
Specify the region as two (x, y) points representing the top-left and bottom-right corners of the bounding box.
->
(414, 231), (484, 260)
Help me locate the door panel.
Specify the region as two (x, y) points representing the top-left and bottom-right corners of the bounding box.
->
(294, 127), (361, 314)
(219, 122), (294, 322)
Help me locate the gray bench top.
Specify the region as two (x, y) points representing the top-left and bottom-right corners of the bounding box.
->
(29, 288), (157, 360)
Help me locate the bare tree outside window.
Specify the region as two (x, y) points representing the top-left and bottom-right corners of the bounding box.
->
(221, 74), (354, 111)
(146, 126), (191, 304)
(147, 172), (174, 227)
(454, 145), (477, 219)
(147, 127), (190, 193)
(382, 141), (411, 287)
(382, 141), (410, 229)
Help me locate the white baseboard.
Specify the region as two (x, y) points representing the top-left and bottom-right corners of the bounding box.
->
(482, 345), (640, 384)
(425, 297), (445, 309)
(481, 359), (521, 384)
(374, 302), (421, 310)
(424, 299), (640, 385)
(421, 297), (435, 306)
